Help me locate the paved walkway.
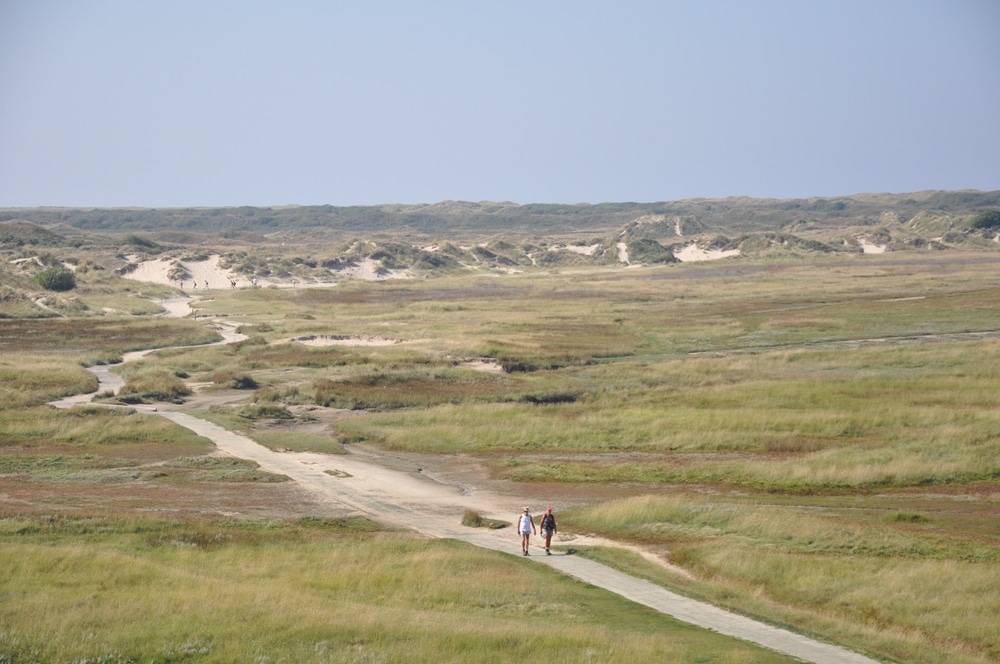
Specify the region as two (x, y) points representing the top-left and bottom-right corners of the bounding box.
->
(157, 411), (881, 664)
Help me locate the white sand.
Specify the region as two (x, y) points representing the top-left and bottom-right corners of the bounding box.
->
(121, 253), (412, 290)
(857, 239), (887, 254)
(122, 254), (249, 290)
(558, 244), (599, 256)
(334, 257), (412, 281)
(289, 334), (402, 347)
(673, 244), (740, 262)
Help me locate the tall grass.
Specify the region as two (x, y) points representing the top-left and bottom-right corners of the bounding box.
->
(0, 354), (97, 408)
(0, 516), (795, 663)
(335, 340), (1000, 489)
(0, 406), (210, 453)
(5, 254), (1000, 663)
(564, 495), (999, 664)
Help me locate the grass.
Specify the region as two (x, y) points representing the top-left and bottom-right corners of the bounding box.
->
(0, 317), (220, 357)
(0, 354), (97, 408)
(192, 406), (348, 455)
(3, 251), (1000, 662)
(564, 495), (999, 664)
(333, 339), (1000, 490)
(0, 515), (797, 664)
(0, 406), (210, 457)
(462, 508), (509, 529)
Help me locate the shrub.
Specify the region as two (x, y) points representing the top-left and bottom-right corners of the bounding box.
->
(253, 386), (303, 404)
(520, 392), (578, 405)
(118, 373), (191, 404)
(212, 370), (258, 389)
(237, 404), (293, 420)
(34, 267), (76, 292)
(461, 508), (508, 529)
(969, 209), (1000, 229)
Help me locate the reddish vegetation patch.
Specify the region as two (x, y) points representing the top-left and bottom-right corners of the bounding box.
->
(0, 476), (347, 522)
(0, 318), (216, 354)
(294, 284), (529, 306)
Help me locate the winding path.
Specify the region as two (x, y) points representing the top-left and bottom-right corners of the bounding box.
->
(51, 297), (881, 664)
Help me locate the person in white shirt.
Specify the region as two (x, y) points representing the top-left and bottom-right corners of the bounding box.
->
(517, 507), (536, 555)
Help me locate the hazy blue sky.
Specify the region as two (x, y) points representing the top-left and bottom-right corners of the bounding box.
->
(1, 1), (997, 207)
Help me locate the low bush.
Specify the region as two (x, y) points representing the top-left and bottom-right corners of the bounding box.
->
(237, 404), (292, 420)
(211, 369), (258, 389)
(118, 373), (191, 404)
(34, 267), (76, 291)
(461, 508), (507, 529)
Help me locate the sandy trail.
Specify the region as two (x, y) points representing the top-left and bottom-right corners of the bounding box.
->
(49, 300), (878, 664)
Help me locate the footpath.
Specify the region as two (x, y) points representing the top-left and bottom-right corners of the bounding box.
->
(50, 304), (881, 664)
(156, 411), (880, 664)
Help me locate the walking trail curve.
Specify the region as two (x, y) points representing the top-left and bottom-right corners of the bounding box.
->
(52, 297), (880, 664)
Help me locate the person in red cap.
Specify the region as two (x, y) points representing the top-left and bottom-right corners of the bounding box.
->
(539, 506), (557, 555)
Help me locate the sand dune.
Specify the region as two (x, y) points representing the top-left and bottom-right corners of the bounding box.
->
(121, 254), (410, 290)
(122, 254), (251, 290)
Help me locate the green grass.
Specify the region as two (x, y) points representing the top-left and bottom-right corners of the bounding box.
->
(0, 406), (211, 456)
(334, 340), (1000, 490)
(193, 406), (348, 455)
(0, 354), (97, 408)
(0, 515), (796, 664)
(564, 495), (999, 664)
(3, 252), (1000, 663)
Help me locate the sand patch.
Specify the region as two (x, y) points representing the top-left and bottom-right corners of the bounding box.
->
(856, 238), (887, 254)
(556, 244), (599, 256)
(290, 334), (402, 347)
(458, 359), (504, 373)
(673, 244), (740, 262)
(329, 257), (412, 281)
(616, 242), (629, 264)
(121, 254), (250, 290)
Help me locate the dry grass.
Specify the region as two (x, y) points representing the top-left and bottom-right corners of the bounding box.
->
(565, 495), (1000, 664)
(3, 252), (1000, 662)
(0, 517), (795, 663)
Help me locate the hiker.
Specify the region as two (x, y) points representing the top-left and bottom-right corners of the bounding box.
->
(517, 507), (536, 555)
(539, 506), (557, 555)
(204, 280), (209, 289)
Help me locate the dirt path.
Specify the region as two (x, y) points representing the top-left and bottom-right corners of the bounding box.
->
(51, 299), (881, 664)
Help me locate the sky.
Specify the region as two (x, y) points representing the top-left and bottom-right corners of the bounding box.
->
(1, 1), (998, 208)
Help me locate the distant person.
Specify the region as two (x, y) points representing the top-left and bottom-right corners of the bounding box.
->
(539, 507), (557, 555)
(204, 280), (208, 289)
(517, 507), (535, 555)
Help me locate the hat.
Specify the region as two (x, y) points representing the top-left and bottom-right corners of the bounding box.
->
(546, 506), (552, 512)
(523, 507), (530, 511)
